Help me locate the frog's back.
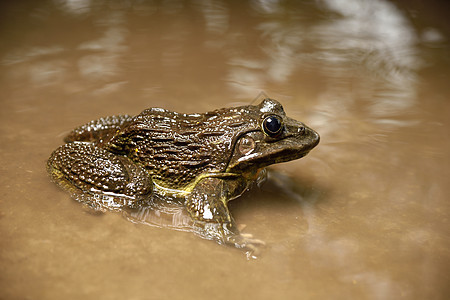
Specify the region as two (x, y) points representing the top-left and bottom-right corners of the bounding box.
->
(106, 105), (259, 190)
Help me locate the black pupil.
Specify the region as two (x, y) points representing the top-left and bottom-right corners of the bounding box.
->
(264, 116), (282, 136)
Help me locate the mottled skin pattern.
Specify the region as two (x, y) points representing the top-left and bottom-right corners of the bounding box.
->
(47, 98), (319, 254)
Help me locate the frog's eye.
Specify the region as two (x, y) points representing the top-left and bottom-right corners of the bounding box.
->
(262, 115), (283, 137)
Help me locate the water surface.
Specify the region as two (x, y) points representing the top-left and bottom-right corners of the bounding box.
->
(1, 1), (449, 299)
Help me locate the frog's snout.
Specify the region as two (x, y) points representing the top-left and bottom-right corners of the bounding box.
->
(293, 123), (320, 152)
(308, 127), (320, 147)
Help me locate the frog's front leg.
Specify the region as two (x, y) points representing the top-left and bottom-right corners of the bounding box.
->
(185, 177), (265, 256)
(47, 142), (152, 210)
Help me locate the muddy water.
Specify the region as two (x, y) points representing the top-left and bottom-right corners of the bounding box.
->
(1, 1), (449, 299)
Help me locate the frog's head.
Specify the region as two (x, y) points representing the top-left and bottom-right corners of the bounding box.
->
(225, 98), (319, 173)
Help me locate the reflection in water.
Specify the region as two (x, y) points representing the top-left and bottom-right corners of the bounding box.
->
(125, 196), (193, 231)
(2, 8), (128, 88)
(2, 0), (422, 115)
(316, 0), (420, 115)
(57, 0), (92, 15)
(1, 0), (449, 299)
(222, 0), (423, 140)
(194, 0), (229, 34)
(78, 25), (128, 80)
(2, 46), (64, 65)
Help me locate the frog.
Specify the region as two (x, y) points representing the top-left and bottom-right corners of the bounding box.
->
(47, 98), (319, 255)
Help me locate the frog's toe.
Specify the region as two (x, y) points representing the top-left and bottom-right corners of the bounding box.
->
(241, 238), (265, 259)
(237, 223), (247, 231)
(239, 233), (266, 245)
(80, 201), (107, 214)
(245, 244), (262, 260)
(226, 232), (266, 259)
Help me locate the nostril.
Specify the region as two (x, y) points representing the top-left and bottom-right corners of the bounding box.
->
(298, 126), (305, 134)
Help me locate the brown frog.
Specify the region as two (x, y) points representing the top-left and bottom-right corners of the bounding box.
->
(47, 98), (319, 255)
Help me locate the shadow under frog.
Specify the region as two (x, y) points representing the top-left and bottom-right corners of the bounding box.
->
(47, 98), (319, 257)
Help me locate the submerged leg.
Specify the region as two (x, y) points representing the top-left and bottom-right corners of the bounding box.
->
(185, 177), (265, 257)
(47, 142), (152, 210)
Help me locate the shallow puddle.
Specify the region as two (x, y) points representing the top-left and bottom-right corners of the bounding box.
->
(1, 1), (449, 299)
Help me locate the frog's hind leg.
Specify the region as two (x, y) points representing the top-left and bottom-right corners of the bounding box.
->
(47, 142), (152, 210)
(64, 115), (133, 145)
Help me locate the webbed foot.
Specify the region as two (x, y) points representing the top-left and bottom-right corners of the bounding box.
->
(226, 231), (266, 259)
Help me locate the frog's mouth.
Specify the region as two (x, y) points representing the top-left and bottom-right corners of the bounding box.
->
(226, 125), (320, 173)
